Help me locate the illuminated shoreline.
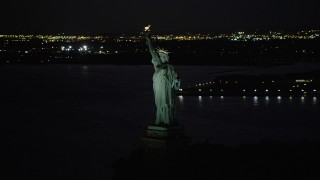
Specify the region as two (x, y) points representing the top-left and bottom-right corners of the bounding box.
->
(0, 29), (319, 42)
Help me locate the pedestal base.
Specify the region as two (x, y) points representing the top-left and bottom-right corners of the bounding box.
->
(141, 125), (189, 163)
(146, 125), (185, 138)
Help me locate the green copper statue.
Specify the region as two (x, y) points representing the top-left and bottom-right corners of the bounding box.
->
(143, 26), (181, 126)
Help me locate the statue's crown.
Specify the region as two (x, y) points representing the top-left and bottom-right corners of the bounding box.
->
(156, 48), (170, 55)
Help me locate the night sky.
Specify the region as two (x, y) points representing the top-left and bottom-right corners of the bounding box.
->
(1, 0), (320, 34)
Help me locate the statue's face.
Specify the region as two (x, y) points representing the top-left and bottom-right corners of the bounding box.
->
(159, 53), (169, 63)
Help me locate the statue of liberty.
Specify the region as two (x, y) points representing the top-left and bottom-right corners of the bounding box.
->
(143, 25), (181, 126)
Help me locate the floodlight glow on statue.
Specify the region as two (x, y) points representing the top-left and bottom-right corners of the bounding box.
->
(143, 25), (181, 126)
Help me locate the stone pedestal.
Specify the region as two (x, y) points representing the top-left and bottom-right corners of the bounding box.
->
(141, 125), (189, 165)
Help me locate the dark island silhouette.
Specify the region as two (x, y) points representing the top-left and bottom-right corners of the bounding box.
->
(112, 139), (320, 180)
(178, 71), (320, 96)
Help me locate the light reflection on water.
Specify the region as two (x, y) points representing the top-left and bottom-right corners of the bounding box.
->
(181, 95), (319, 107)
(265, 96), (269, 105)
(313, 97), (317, 105)
(178, 95), (184, 105)
(253, 96), (259, 106)
(301, 96), (305, 104)
(277, 96), (282, 104)
(198, 96), (203, 107)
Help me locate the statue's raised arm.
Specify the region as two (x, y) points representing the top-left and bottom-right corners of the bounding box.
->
(145, 35), (158, 59)
(143, 26), (161, 69)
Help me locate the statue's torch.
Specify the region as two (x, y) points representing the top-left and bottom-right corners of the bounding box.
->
(142, 25), (151, 36)
(144, 25), (151, 32)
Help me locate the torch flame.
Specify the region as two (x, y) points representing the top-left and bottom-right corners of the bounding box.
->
(144, 25), (151, 31)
